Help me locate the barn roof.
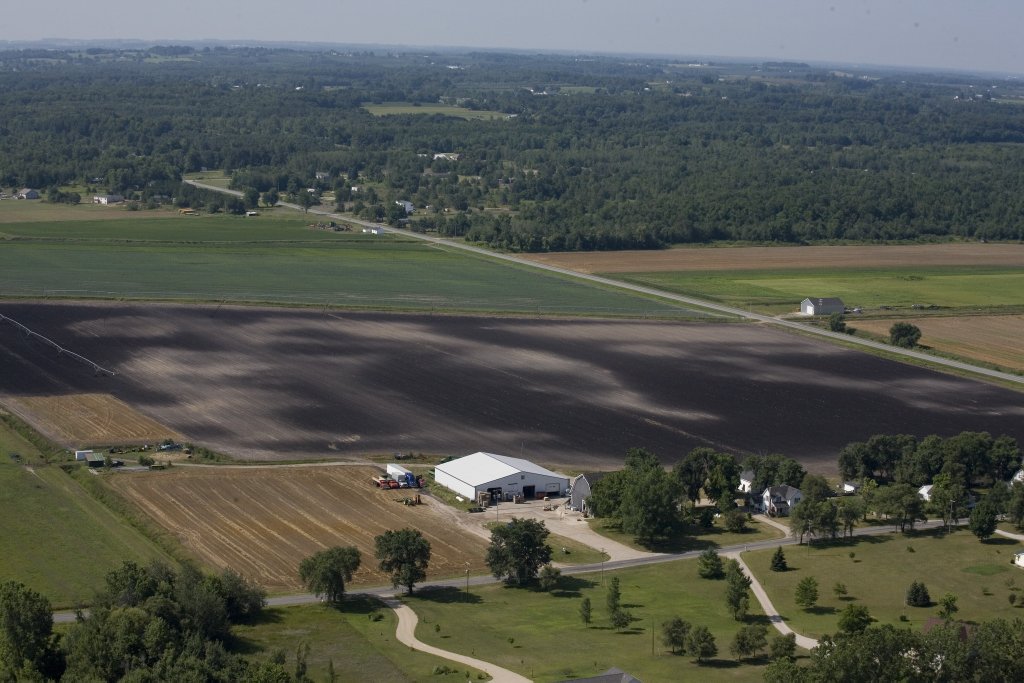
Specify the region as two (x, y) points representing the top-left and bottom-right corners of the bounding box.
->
(436, 452), (566, 486)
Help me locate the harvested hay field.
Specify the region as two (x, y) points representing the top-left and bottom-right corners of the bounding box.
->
(2, 393), (182, 446)
(0, 302), (1022, 473)
(105, 465), (490, 592)
(853, 316), (1024, 373)
(522, 243), (1024, 273)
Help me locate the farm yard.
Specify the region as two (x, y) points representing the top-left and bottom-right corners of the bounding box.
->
(103, 464), (490, 592)
(1, 302), (1022, 472)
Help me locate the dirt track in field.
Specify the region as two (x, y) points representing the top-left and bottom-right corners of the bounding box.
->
(106, 465), (490, 592)
(854, 316), (1024, 373)
(522, 243), (1024, 273)
(0, 302), (1022, 473)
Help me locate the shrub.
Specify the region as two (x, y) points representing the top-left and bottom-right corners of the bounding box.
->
(906, 580), (931, 607)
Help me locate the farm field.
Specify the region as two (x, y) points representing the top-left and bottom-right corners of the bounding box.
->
(103, 465), (491, 592)
(853, 315), (1024, 373)
(523, 243), (1024, 273)
(405, 560), (770, 682)
(0, 419), (170, 607)
(0, 210), (701, 316)
(744, 529), (1024, 639)
(1, 302), (1022, 471)
(2, 393), (182, 447)
(362, 102), (509, 120)
(0, 197), (173, 223)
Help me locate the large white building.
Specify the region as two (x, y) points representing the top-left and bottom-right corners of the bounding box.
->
(434, 452), (569, 504)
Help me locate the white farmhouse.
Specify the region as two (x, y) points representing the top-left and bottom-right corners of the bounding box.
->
(434, 452), (568, 505)
(800, 297), (845, 316)
(762, 485), (803, 517)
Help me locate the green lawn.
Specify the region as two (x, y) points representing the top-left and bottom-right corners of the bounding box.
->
(404, 561), (770, 682)
(0, 214), (707, 317)
(362, 102), (508, 120)
(744, 529), (1024, 639)
(590, 515), (784, 553)
(233, 598), (484, 683)
(617, 267), (1024, 315)
(0, 423), (171, 608)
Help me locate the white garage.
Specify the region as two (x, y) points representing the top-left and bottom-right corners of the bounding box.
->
(434, 452), (569, 504)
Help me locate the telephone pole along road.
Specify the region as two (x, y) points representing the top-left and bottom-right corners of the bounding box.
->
(185, 180), (1023, 387)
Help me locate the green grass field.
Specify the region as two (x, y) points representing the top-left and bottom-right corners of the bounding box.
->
(404, 561), (770, 682)
(0, 422), (171, 608)
(744, 529), (1024, 639)
(233, 598), (484, 683)
(362, 102), (509, 120)
(591, 515), (784, 553)
(0, 211), (707, 317)
(618, 267), (1024, 315)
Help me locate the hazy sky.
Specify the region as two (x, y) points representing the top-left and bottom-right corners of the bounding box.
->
(6, 0), (1022, 74)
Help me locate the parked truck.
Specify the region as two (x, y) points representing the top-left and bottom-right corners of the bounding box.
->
(386, 463), (419, 488)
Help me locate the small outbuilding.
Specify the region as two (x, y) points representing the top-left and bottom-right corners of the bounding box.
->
(1014, 552), (1024, 569)
(92, 194), (124, 205)
(918, 484), (934, 502)
(738, 470), (756, 494)
(568, 471), (609, 513)
(434, 452), (569, 504)
(16, 188), (40, 200)
(800, 297), (845, 316)
(841, 481), (862, 495)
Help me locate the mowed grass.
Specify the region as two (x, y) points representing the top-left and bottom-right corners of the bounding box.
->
(233, 599), (484, 683)
(590, 515), (784, 553)
(744, 529), (1024, 639)
(617, 267), (1024, 315)
(405, 561), (769, 682)
(362, 102), (508, 120)
(0, 423), (170, 607)
(0, 212), (706, 317)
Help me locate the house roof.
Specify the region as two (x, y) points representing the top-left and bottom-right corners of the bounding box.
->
(559, 668), (641, 683)
(740, 470), (755, 483)
(436, 452), (567, 487)
(802, 297), (844, 307)
(765, 485), (802, 499)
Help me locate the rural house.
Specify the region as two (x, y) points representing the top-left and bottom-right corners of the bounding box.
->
(434, 452), (568, 505)
(395, 200), (414, 214)
(800, 297), (845, 316)
(761, 485), (803, 516)
(842, 481), (861, 494)
(918, 484), (934, 502)
(16, 188), (40, 199)
(92, 194), (124, 205)
(568, 471), (609, 514)
(738, 470), (756, 494)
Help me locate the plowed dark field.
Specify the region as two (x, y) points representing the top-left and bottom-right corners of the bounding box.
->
(1, 302), (1022, 472)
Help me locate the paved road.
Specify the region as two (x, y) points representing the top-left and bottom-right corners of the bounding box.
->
(185, 180), (1024, 387)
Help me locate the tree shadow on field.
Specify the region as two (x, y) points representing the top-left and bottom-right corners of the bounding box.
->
(412, 586), (482, 604)
(341, 595), (390, 614)
(806, 606), (837, 616)
(549, 575), (597, 598)
(982, 537), (1018, 546)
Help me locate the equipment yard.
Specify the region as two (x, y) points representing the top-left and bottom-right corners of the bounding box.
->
(104, 464), (490, 593)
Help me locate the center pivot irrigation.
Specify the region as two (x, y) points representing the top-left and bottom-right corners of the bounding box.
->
(0, 313), (117, 377)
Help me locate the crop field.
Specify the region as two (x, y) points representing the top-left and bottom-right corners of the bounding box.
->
(1, 302), (1022, 472)
(0, 211), (701, 317)
(853, 315), (1024, 373)
(2, 393), (182, 446)
(0, 420), (170, 607)
(0, 197), (169, 223)
(524, 243), (1024, 273)
(103, 465), (491, 592)
(362, 102), (509, 120)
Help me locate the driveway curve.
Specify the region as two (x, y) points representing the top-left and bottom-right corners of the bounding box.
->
(725, 552), (818, 650)
(385, 598), (532, 683)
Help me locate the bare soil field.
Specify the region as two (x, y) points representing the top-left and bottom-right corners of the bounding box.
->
(105, 465), (489, 592)
(522, 243), (1024, 273)
(853, 315), (1024, 373)
(2, 393), (182, 446)
(0, 302), (1022, 473)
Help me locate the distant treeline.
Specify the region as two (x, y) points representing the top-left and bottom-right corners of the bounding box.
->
(3, 47), (1024, 250)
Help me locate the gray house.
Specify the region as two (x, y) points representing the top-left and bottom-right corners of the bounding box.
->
(568, 471), (609, 514)
(762, 485), (803, 517)
(800, 297), (845, 316)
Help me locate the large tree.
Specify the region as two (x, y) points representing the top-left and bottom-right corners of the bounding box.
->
(299, 546), (362, 604)
(485, 518), (552, 585)
(374, 528), (432, 595)
(0, 581), (58, 680)
(889, 322), (922, 348)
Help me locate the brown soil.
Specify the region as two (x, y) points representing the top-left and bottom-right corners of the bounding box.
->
(522, 243), (1024, 273)
(1, 393), (182, 447)
(105, 465), (490, 592)
(854, 316), (1024, 373)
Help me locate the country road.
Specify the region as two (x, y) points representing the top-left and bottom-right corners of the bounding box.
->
(185, 180), (1024, 387)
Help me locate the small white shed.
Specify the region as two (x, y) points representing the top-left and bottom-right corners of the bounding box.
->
(800, 297), (845, 316)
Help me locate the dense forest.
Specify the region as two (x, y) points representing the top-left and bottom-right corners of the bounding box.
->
(2, 46), (1024, 250)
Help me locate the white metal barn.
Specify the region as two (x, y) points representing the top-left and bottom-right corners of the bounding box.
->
(434, 452), (569, 504)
